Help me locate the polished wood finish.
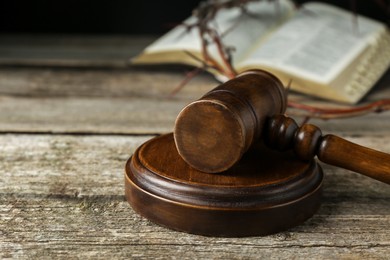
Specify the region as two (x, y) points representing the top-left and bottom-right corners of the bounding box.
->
(174, 70), (287, 173)
(174, 70), (390, 184)
(318, 135), (390, 184)
(266, 115), (390, 184)
(125, 133), (323, 237)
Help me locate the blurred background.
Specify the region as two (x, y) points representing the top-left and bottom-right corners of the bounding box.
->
(0, 0), (388, 35)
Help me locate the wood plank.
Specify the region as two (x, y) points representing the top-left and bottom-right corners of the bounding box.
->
(0, 66), (388, 100)
(0, 67), (215, 134)
(1, 134), (389, 258)
(0, 96), (185, 134)
(0, 95), (389, 135)
(0, 67), (389, 135)
(0, 67), (215, 99)
(0, 34), (157, 67)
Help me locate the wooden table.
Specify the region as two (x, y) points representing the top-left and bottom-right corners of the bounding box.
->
(0, 35), (389, 259)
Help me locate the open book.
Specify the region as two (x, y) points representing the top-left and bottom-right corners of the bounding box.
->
(132, 1), (390, 103)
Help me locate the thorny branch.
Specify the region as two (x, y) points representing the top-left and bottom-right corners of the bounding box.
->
(182, 0), (255, 78)
(288, 99), (390, 119)
(173, 0), (390, 120)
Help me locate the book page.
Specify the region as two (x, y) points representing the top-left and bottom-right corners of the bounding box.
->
(139, 0), (294, 65)
(238, 2), (385, 83)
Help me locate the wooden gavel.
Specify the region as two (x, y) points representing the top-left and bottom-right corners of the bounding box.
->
(174, 70), (390, 184)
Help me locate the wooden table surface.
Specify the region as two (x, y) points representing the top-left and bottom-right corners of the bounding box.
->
(0, 34), (389, 259)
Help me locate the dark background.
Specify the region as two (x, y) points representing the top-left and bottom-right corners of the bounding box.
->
(0, 0), (388, 34)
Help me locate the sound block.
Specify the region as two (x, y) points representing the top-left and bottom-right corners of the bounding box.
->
(125, 133), (323, 237)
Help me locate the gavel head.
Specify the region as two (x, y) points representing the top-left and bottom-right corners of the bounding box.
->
(174, 70), (287, 173)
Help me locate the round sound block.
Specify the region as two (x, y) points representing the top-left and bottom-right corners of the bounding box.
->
(125, 133), (323, 237)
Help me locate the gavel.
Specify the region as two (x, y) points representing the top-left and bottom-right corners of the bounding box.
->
(174, 70), (390, 184)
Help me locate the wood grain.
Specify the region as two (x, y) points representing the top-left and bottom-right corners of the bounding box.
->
(0, 67), (215, 99)
(0, 34), (156, 68)
(0, 96), (187, 134)
(0, 67), (389, 135)
(1, 134), (389, 258)
(0, 34), (389, 258)
(318, 134), (390, 184)
(1, 95), (390, 135)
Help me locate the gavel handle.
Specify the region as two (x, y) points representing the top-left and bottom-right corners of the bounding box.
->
(265, 115), (390, 185)
(318, 135), (390, 184)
